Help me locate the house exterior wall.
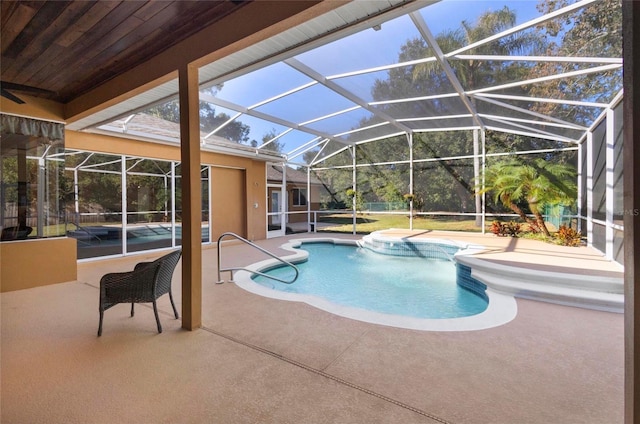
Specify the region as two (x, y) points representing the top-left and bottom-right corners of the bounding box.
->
(210, 166), (246, 241)
(1, 96), (77, 291)
(1, 97), (267, 291)
(0, 237), (77, 292)
(66, 131), (268, 242)
(286, 183), (321, 224)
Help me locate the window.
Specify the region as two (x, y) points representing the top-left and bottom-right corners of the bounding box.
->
(1, 114), (65, 241)
(292, 188), (307, 206)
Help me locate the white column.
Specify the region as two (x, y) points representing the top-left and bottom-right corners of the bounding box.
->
(207, 165), (212, 244)
(408, 133), (414, 231)
(281, 164), (287, 232)
(352, 145), (357, 235)
(121, 155), (127, 255)
(586, 132), (593, 247)
(481, 129), (486, 234)
(473, 129), (481, 228)
(576, 143), (583, 234)
(605, 108), (615, 260)
(306, 166), (311, 232)
(37, 156), (45, 237)
(171, 161), (176, 248)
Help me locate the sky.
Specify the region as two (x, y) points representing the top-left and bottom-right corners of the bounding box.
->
(202, 0), (578, 156)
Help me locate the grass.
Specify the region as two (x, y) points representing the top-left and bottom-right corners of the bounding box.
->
(316, 213), (484, 234)
(314, 214), (582, 247)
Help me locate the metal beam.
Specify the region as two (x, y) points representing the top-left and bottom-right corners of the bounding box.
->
(409, 11), (485, 129)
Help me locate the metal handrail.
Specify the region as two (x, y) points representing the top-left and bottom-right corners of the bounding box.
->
(216, 232), (299, 284)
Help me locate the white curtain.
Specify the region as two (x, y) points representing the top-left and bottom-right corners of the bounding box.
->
(0, 114), (64, 141)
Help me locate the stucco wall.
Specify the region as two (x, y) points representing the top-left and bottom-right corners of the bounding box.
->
(1, 98), (267, 293)
(0, 238), (77, 292)
(66, 130), (268, 241)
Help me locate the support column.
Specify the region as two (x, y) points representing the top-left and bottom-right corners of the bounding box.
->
(481, 130), (486, 234)
(37, 155), (45, 237)
(605, 108), (615, 260)
(171, 162), (177, 248)
(408, 133), (414, 231)
(179, 63), (202, 331)
(17, 147), (27, 229)
(282, 165), (287, 233)
(306, 167), (311, 232)
(586, 132), (594, 246)
(623, 2), (639, 422)
(121, 155), (127, 255)
(577, 143), (583, 233)
(351, 145), (357, 235)
(473, 129), (481, 227)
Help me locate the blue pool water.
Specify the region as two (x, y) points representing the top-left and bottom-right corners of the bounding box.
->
(252, 242), (488, 319)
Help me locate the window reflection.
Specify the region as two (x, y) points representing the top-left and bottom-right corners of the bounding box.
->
(1, 114), (64, 241)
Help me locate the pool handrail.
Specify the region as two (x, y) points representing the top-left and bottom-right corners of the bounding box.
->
(216, 232), (299, 285)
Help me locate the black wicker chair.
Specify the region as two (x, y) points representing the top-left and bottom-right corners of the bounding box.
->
(1, 225), (32, 241)
(98, 249), (181, 336)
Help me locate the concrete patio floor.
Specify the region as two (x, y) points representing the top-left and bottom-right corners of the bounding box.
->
(1, 231), (624, 423)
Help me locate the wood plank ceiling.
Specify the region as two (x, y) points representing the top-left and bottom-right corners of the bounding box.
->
(0, 0), (250, 104)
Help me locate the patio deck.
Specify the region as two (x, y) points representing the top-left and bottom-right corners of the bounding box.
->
(1, 231), (624, 423)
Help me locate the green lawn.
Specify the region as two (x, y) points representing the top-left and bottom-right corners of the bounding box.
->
(316, 213), (484, 234)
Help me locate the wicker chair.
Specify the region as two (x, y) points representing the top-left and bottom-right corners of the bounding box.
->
(98, 249), (181, 336)
(1, 225), (32, 241)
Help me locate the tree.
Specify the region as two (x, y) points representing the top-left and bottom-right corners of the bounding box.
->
(147, 84), (251, 144)
(360, 7), (547, 216)
(250, 128), (285, 153)
(482, 157), (576, 236)
(412, 6), (544, 91)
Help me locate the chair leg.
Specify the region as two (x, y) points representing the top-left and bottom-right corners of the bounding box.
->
(152, 300), (163, 333)
(169, 290), (179, 319)
(98, 310), (104, 337)
(131, 302), (135, 317)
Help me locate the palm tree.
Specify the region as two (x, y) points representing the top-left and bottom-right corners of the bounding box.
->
(482, 157), (577, 236)
(519, 158), (577, 236)
(482, 160), (537, 228)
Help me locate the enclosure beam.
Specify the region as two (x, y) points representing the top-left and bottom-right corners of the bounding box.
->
(16, 147), (27, 229)
(576, 143), (583, 234)
(622, 2), (640, 422)
(605, 108), (615, 260)
(179, 63), (202, 331)
(585, 132), (594, 247)
(351, 146), (357, 235)
(171, 162), (177, 247)
(37, 153), (46, 237)
(282, 165), (287, 234)
(121, 155), (127, 255)
(481, 129), (486, 234)
(408, 133), (414, 231)
(411, 11), (484, 129)
(473, 130), (481, 228)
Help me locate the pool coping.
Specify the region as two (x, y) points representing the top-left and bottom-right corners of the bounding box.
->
(231, 237), (518, 332)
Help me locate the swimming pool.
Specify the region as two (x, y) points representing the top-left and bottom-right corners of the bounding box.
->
(232, 237), (518, 331)
(253, 243), (488, 319)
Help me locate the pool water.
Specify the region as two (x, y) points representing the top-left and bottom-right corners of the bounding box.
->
(252, 242), (488, 319)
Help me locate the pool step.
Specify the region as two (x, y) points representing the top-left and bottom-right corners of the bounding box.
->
(456, 255), (624, 313)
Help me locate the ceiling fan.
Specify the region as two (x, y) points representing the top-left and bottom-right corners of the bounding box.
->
(1, 81), (55, 104)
